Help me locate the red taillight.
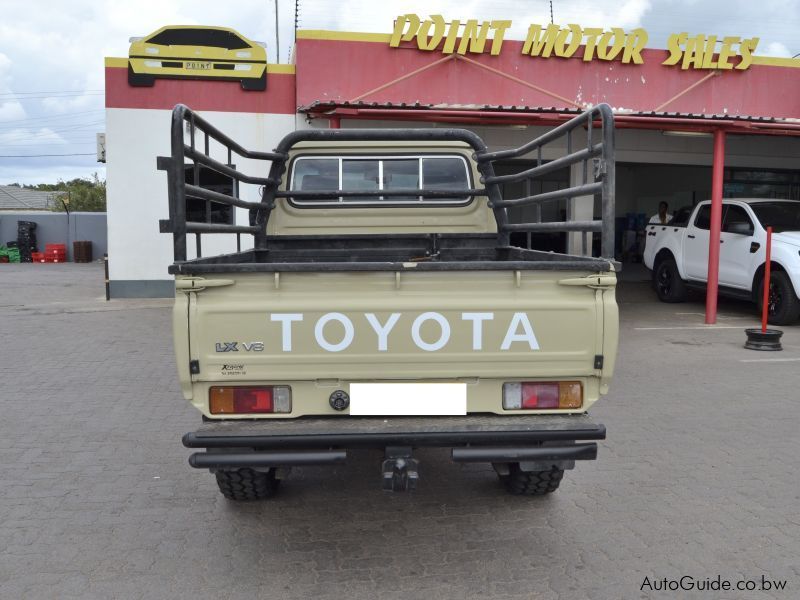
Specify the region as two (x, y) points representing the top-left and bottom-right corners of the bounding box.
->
(237, 388), (273, 412)
(521, 383), (559, 408)
(503, 381), (582, 410)
(209, 386), (291, 414)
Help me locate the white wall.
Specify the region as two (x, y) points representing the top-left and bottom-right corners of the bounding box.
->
(106, 108), (298, 283)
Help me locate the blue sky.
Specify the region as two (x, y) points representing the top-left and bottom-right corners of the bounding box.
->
(0, 0), (797, 185)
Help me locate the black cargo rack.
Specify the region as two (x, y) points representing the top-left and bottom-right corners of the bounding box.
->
(158, 103), (615, 269)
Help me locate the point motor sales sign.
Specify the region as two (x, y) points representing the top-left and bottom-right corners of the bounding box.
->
(390, 14), (760, 70)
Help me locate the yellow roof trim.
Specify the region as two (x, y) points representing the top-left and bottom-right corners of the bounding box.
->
(267, 64), (295, 74)
(105, 57), (128, 68)
(751, 55), (800, 68)
(296, 29), (391, 43)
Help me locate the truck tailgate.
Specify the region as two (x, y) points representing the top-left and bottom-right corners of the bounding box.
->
(182, 268), (615, 383)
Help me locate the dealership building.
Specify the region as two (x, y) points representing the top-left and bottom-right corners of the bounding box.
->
(104, 22), (800, 298)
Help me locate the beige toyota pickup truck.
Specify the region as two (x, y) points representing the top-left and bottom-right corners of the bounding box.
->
(159, 103), (618, 499)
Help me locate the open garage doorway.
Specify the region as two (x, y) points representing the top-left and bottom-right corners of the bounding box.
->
(614, 163), (711, 264)
(614, 163), (800, 264)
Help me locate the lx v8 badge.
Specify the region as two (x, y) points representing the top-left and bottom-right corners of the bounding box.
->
(214, 341), (265, 352)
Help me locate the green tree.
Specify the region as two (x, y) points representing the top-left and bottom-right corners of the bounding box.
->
(39, 174), (107, 212)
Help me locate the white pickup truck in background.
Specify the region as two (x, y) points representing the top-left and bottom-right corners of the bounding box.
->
(643, 199), (800, 325)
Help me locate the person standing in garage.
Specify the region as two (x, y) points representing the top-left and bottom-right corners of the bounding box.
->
(650, 201), (673, 224)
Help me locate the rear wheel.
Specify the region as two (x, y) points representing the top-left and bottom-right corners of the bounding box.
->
(757, 271), (800, 325)
(502, 464), (564, 496)
(215, 468), (280, 501)
(654, 257), (687, 303)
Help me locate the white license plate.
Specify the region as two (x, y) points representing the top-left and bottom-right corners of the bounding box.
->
(186, 62), (212, 70)
(349, 383), (467, 416)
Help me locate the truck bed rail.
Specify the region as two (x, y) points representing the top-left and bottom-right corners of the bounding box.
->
(158, 104), (615, 263)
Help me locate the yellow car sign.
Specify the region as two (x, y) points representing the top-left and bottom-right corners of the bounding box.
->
(128, 25), (268, 91)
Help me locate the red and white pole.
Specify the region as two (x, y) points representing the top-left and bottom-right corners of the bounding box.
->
(705, 129), (726, 324)
(761, 226), (773, 333)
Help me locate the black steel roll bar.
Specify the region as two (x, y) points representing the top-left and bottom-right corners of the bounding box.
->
(158, 103), (615, 262)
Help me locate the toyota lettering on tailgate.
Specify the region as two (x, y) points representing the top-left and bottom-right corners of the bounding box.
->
(214, 312), (540, 353)
(268, 312), (539, 353)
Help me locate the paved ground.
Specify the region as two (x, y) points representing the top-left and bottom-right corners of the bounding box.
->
(1, 263), (798, 599)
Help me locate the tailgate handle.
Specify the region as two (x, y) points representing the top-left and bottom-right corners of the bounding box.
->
(557, 275), (617, 289)
(175, 278), (235, 291)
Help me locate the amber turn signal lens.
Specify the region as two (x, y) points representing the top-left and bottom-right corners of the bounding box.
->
(209, 387), (235, 414)
(557, 382), (583, 409)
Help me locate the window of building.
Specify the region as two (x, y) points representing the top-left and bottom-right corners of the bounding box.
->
(289, 155), (471, 205)
(724, 168), (800, 200)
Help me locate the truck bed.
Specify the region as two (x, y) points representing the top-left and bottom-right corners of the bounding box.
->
(169, 233), (615, 275)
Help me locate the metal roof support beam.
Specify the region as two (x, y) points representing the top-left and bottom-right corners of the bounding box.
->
(653, 71), (721, 113)
(455, 54), (582, 109)
(349, 54), (456, 103)
(346, 53), (582, 110)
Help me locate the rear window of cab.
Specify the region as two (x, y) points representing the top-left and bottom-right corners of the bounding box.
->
(288, 155), (472, 206)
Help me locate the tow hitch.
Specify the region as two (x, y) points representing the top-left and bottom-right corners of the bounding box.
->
(381, 447), (419, 492)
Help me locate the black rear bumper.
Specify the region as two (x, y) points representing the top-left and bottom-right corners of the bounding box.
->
(183, 414), (605, 470)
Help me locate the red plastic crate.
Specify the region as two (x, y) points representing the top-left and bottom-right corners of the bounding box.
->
(45, 243), (66, 253)
(31, 252), (45, 262)
(44, 249), (65, 262)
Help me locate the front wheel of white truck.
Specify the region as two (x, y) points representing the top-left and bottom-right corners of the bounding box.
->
(757, 270), (800, 325)
(215, 468), (280, 501)
(501, 464), (564, 496)
(654, 257), (688, 303)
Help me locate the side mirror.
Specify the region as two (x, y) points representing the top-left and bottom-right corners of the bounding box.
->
(728, 222), (754, 236)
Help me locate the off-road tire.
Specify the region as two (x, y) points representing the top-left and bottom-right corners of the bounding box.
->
(654, 257), (688, 303)
(215, 468), (280, 501)
(758, 271), (800, 326)
(503, 464), (564, 496)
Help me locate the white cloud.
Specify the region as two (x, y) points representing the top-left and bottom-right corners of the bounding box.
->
(0, 52), (13, 83)
(0, 160), (105, 185)
(0, 101), (26, 121)
(0, 127), (67, 145)
(764, 42), (791, 57)
(0, 52), (27, 121)
(40, 94), (104, 114)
